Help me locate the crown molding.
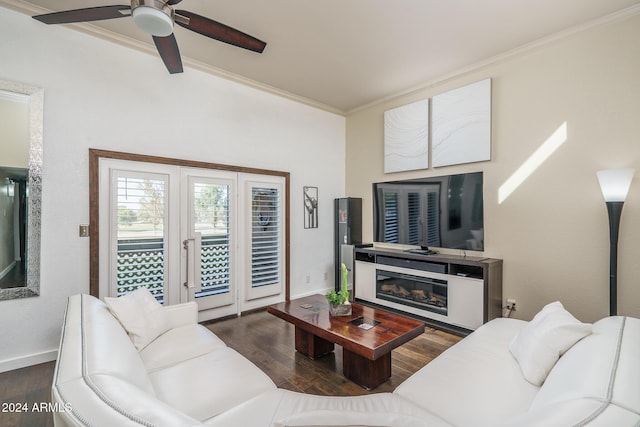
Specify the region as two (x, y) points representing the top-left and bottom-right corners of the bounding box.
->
(0, 0), (346, 116)
(3, 0), (638, 117)
(346, 3), (640, 115)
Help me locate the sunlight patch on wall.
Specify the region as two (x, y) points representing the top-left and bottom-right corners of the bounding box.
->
(498, 122), (568, 204)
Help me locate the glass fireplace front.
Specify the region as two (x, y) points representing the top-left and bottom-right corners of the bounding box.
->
(376, 269), (447, 315)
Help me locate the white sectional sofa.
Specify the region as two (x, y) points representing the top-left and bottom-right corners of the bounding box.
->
(52, 293), (276, 426)
(52, 293), (640, 426)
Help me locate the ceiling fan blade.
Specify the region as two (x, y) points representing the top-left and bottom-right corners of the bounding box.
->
(167, 0), (183, 4)
(33, 6), (131, 24)
(153, 34), (183, 74)
(175, 10), (266, 53)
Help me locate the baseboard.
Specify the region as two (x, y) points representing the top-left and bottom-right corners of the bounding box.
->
(0, 349), (57, 373)
(291, 287), (333, 300)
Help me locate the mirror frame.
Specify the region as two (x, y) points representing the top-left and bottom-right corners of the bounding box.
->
(0, 79), (43, 300)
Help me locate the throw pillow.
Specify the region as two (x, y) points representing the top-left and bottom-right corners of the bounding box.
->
(104, 287), (170, 351)
(509, 301), (592, 386)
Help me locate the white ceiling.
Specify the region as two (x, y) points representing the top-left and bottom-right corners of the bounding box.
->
(4, 0), (640, 114)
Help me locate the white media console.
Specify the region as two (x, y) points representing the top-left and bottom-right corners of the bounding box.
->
(354, 247), (502, 332)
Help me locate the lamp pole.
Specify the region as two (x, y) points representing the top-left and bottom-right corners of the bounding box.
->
(597, 168), (635, 317)
(605, 201), (623, 316)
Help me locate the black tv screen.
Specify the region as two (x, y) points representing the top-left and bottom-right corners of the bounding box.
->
(373, 172), (484, 251)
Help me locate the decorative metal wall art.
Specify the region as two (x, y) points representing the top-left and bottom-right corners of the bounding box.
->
(303, 186), (318, 229)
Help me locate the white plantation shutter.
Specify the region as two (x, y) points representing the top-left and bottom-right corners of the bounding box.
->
(245, 178), (285, 301)
(251, 187), (280, 288)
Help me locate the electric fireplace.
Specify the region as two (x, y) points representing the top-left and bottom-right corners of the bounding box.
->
(376, 269), (448, 316)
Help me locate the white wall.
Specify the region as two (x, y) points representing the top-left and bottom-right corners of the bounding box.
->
(0, 7), (345, 371)
(346, 13), (640, 323)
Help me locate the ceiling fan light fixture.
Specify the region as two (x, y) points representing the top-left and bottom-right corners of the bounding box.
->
(132, 0), (174, 37)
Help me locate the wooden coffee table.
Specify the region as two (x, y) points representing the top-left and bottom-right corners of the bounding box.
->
(267, 294), (425, 389)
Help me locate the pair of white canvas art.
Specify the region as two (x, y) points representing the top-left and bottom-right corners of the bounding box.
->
(384, 78), (491, 173)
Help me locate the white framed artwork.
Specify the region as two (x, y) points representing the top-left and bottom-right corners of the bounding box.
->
(432, 78), (492, 167)
(384, 99), (429, 173)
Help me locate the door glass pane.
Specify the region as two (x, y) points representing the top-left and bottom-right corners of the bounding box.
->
(116, 176), (166, 302)
(251, 188), (279, 288)
(193, 182), (230, 298)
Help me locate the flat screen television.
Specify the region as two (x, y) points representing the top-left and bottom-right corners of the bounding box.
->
(373, 172), (484, 251)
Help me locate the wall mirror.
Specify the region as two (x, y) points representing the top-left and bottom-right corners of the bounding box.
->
(0, 79), (43, 300)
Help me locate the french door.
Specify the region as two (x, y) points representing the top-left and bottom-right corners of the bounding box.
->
(97, 157), (286, 320)
(181, 170), (237, 315)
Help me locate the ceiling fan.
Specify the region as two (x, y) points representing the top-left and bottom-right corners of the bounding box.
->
(32, 0), (267, 74)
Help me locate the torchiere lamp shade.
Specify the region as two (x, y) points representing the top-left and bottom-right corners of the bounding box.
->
(597, 168), (635, 202)
(596, 168), (635, 316)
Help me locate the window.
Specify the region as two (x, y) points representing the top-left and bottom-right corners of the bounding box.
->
(93, 150), (289, 320)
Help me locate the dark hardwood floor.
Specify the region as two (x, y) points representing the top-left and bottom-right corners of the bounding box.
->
(0, 361), (56, 427)
(0, 308), (461, 426)
(208, 309), (461, 395)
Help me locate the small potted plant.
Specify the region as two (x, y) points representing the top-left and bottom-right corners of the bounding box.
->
(326, 263), (352, 316)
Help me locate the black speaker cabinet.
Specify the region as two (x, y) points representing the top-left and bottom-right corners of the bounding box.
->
(334, 198), (362, 296)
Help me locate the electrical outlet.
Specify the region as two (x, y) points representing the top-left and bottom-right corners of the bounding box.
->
(506, 298), (517, 311)
(305, 275), (311, 284)
(79, 224), (90, 238)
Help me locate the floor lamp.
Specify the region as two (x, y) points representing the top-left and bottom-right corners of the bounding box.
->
(597, 168), (635, 316)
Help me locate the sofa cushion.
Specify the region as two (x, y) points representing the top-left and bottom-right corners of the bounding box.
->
(104, 287), (171, 350)
(530, 316), (640, 419)
(394, 317), (539, 427)
(140, 324), (227, 372)
(273, 410), (436, 427)
(205, 389), (453, 427)
(164, 301), (198, 329)
(148, 347), (276, 421)
(53, 295), (199, 427)
(55, 375), (200, 427)
(612, 317), (640, 414)
(81, 294), (157, 395)
(509, 301), (592, 386)
(490, 398), (639, 427)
